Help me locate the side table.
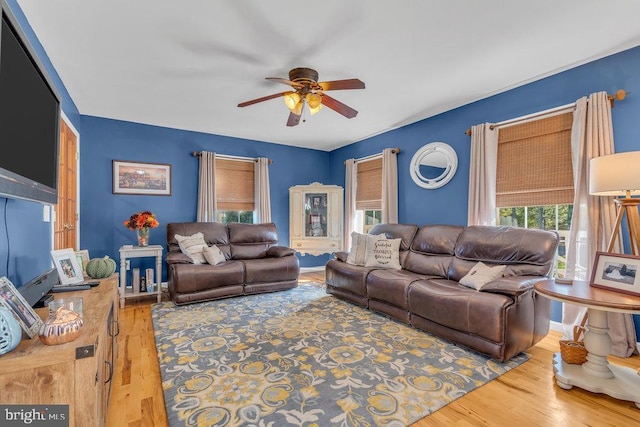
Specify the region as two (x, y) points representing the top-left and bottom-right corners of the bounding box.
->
(118, 245), (163, 308)
(534, 279), (640, 408)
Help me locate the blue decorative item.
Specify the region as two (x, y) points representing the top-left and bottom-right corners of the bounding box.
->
(0, 306), (21, 355)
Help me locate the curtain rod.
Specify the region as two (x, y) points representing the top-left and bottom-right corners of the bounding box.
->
(348, 147), (401, 164)
(464, 89), (629, 136)
(191, 151), (272, 164)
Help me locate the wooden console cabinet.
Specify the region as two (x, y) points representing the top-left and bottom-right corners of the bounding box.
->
(290, 182), (344, 255)
(0, 275), (119, 427)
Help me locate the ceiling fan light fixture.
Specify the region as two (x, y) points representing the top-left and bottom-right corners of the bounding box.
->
(292, 99), (304, 116)
(283, 92), (301, 110)
(309, 103), (323, 115)
(306, 93), (322, 109)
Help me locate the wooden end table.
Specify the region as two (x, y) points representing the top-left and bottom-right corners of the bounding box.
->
(534, 279), (640, 408)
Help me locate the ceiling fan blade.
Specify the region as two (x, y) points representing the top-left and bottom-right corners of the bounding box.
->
(318, 78), (365, 91)
(321, 94), (358, 119)
(286, 111), (301, 127)
(237, 92), (288, 108)
(266, 77), (304, 89)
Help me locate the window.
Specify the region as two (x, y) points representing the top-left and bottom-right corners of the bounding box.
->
(496, 112), (574, 277)
(215, 158), (254, 224)
(355, 157), (382, 233)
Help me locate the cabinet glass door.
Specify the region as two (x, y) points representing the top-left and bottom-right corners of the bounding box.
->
(304, 192), (327, 237)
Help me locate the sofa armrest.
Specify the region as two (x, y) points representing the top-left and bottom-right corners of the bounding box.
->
(266, 246), (296, 258)
(166, 251), (193, 265)
(479, 275), (547, 297)
(333, 251), (349, 262)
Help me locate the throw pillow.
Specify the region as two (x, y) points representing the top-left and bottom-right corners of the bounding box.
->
(364, 234), (402, 269)
(346, 232), (368, 266)
(459, 261), (506, 290)
(174, 232), (208, 264)
(203, 245), (225, 265)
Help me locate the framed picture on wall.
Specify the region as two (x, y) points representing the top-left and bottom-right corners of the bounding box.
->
(0, 276), (43, 338)
(113, 160), (172, 195)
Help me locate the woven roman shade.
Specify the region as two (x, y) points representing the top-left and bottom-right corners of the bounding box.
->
(356, 158), (382, 210)
(215, 158), (255, 211)
(496, 112), (574, 207)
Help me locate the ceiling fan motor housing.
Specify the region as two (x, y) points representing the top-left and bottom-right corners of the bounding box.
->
(289, 67), (319, 85)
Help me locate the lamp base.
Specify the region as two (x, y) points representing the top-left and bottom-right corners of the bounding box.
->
(608, 197), (640, 255)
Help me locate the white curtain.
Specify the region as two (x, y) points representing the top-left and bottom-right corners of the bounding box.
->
(562, 91), (638, 357)
(196, 151), (216, 222)
(467, 123), (499, 225)
(381, 148), (398, 223)
(344, 159), (357, 250)
(254, 157), (271, 223)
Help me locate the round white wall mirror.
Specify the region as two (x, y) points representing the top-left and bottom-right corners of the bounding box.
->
(409, 142), (458, 189)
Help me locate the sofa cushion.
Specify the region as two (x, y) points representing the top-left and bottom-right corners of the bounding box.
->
(346, 232), (368, 266)
(449, 226), (559, 281)
(459, 261), (506, 290)
(175, 232), (208, 264)
(229, 222), (278, 259)
(404, 225), (464, 276)
(369, 223), (419, 251)
(364, 234), (401, 269)
(203, 245), (226, 265)
(408, 278), (513, 344)
(167, 222), (230, 255)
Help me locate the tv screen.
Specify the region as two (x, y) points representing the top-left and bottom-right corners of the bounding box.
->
(0, 1), (61, 204)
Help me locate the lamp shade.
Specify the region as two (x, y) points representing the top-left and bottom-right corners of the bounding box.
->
(283, 92), (301, 110)
(306, 93), (322, 109)
(589, 151), (640, 196)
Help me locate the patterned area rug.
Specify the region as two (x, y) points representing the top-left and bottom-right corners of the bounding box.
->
(151, 283), (529, 426)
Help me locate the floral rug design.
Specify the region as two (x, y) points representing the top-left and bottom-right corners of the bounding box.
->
(151, 283), (529, 426)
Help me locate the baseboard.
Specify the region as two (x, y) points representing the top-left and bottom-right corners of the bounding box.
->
(549, 320), (563, 333)
(550, 320), (640, 353)
(300, 266), (325, 273)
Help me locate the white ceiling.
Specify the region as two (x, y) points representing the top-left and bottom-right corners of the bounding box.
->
(16, 0), (640, 151)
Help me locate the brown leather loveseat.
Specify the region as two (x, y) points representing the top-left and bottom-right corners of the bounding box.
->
(325, 223), (559, 361)
(166, 222), (299, 305)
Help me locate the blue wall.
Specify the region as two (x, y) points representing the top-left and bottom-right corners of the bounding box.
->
(79, 116), (331, 279)
(1, 0), (638, 339)
(328, 46), (640, 339)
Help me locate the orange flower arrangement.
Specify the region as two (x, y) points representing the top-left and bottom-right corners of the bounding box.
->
(124, 211), (159, 230)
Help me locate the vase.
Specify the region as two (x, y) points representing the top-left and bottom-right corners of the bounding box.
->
(0, 306), (22, 355)
(137, 228), (150, 246)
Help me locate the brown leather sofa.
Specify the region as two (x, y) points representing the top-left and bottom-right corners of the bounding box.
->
(325, 224), (559, 361)
(166, 222), (299, 305)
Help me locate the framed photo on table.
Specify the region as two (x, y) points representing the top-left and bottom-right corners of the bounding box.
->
(113, 160), (172, 196)
(590, 251), (640, 296)
(51, 248), (85, 286)
(0, 276), (43, 338)
(75, 250), (90, 273)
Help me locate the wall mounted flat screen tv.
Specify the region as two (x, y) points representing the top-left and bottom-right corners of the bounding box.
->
(0, 0), (61, 205)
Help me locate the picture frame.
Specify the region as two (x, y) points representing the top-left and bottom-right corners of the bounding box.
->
(590, 251), (640, 296)
(113, 160), (172, 196)
(51, 248), (85, 286)
(0, 276), (43, 338)
(75, 250), (90, 273)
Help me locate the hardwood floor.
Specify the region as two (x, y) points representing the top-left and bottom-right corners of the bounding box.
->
(107, 271), (640, 426)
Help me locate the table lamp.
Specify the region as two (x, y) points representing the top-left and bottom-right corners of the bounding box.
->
(589, 151), (640, 254)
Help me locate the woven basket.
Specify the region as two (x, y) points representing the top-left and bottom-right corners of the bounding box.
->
(559, 314), (588, 365)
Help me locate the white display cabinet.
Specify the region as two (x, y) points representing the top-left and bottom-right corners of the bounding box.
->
(289, 182), (343, 256)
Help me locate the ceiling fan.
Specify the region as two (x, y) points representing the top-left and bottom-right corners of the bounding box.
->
(237, 67), (365, 127)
